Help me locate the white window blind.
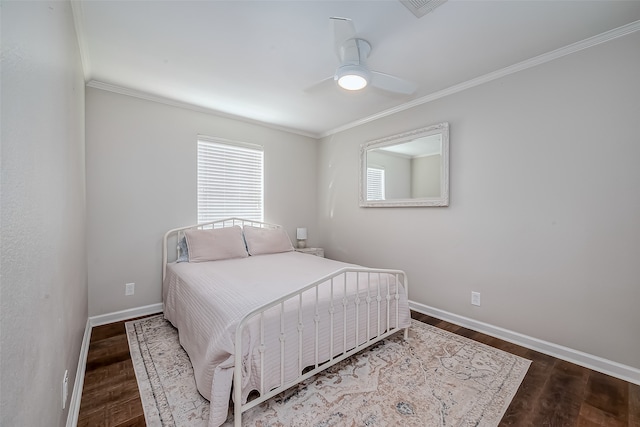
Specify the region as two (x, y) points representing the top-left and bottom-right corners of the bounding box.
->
(197, 137), (264, 223)
(367, 167), (385, 201)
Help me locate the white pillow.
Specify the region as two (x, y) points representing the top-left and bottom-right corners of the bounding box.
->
(184, 225), (248, 262)
(243, 226), (294, 256)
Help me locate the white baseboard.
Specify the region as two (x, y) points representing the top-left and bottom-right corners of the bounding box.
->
(89, 303), (163, 327)
(409, 300), (640, 386)
(65, 303), (164, 427)
(66, 318), (91, 427)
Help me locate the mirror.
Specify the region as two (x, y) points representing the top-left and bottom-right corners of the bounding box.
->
(360, 122), (449, 207)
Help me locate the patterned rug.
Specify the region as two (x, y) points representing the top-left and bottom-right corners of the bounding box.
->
(126, 315), (530, 427)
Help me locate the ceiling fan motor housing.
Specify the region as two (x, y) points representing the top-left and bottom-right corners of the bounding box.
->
(339, 38), (372, 65)
(335, 64), (371, 90)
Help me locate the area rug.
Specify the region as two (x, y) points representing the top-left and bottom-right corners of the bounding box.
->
(126, 315), (530, 427)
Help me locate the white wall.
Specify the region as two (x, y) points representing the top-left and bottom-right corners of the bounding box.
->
(317, 31), (640, 370)
(0, 1), (87, 426)
(86, 88), (318, 316)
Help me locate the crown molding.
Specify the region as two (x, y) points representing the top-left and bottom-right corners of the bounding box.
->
(86, 81), (319, 139)
(320, 19), (640, 138)
(84, 19), (639, 141)
(70, 0), (91, 81)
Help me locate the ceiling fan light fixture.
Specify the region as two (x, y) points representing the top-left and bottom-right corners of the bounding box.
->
(338, 74), (368, 91)
(335, 65), (370, 91)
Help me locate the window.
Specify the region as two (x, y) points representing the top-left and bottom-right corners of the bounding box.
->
(197, 136), (263, 223)
(366, 167), (385, 201)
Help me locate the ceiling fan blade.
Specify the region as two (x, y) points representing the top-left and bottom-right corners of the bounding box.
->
(370, 71), (417, 95)
(303, 76), (335, 94)
(330, 17), (356, 60)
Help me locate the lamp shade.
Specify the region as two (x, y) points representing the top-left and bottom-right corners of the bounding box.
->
(296, 227), (308, 240)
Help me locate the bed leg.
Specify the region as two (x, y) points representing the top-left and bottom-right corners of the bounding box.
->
(404, 327), (409, 340)
(233, 375), (242, 427)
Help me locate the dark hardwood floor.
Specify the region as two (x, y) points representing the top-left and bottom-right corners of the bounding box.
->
(78, 312), (640, 426)
(78, 319), (146, 427)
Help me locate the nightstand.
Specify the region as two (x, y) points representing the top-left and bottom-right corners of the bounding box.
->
(295, 247), (324, 258)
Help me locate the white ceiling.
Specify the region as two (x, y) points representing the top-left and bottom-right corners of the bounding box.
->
(74, 1), (640, 138)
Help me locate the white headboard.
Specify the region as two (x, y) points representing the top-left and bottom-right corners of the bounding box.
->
(162, 217), (280, 280)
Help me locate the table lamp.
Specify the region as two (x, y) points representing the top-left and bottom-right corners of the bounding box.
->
(296, 227), (307, 249)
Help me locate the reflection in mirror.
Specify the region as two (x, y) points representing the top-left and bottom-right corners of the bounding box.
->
(360, 122), (449, 207)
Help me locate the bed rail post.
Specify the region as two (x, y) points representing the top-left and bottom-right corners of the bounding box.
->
(234, 325), (243, 427)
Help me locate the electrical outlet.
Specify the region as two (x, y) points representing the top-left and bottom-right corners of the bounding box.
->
(471, 291), (481, 306)
(62, 370), (69, 409)
(125, 282), (135, 296)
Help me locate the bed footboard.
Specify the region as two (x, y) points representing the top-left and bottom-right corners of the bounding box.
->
(232, 267), (409, 426)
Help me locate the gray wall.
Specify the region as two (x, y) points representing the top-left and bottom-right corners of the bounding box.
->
(86, 88), (318, 316)
(411, 154), (441, 198)
(317, 31), (640, 369)
(1, 1), (87, 426)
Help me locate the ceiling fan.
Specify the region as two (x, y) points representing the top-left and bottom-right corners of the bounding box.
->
(309, 17), (417, 95)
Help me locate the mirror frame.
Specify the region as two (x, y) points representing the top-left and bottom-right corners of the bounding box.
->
(359, 122), (449, 207)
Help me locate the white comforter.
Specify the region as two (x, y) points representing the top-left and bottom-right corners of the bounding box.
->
(163, 251), (410, 427)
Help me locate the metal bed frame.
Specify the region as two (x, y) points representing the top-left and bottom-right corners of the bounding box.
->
(162, 218), (409, 427)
